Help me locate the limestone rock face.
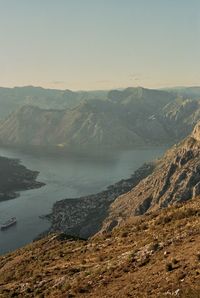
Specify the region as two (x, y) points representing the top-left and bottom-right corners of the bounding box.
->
(101, 121), (200, 231)
(192, 121), (200, 141)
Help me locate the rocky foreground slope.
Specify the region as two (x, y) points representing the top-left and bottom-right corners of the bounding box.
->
(0, 195), (199, 297)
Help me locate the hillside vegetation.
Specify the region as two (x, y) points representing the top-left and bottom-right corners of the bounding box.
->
(0, 196), (199, 297)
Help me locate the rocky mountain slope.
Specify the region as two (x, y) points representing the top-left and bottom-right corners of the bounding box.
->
(0, 195), (199, 297)
(0, 87), (200, 151)
(0, 156), (44, 201)
(101, 121), (200, 232)
(159, 98), (200, 139)
(0, 101), (146, 150)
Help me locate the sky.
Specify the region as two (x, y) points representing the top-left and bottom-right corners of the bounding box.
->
(0, 0), (200, 90)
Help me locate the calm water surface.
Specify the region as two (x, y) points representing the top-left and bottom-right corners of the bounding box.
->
(0, 146), (168, 255)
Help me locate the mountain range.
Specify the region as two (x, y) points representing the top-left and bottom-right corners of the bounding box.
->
(0, 86), (200, 151)
(0, 86), (108, 119)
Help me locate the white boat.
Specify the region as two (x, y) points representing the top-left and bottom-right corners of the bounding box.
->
(1, 217), (17, 230)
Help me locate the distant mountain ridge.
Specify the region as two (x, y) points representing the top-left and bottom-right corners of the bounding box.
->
(1, 85), (200, 118)
(0, 85), (108, 119)
(0, 86), (200, 151)
(163, 86), (200, 99)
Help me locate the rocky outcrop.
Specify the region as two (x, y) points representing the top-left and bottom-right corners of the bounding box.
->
(0, 156), (44, 202)
(46, 163), (155, 239)
(192, 121), (200, 141)
(100, 121), (200, 232)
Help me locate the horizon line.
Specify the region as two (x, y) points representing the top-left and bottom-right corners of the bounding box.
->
(0, 84), (200, 92)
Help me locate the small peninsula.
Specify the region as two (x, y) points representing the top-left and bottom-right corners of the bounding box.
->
(0, 156), (45, 202)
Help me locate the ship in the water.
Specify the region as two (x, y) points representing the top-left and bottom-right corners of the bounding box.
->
(0, 217), (17, 230)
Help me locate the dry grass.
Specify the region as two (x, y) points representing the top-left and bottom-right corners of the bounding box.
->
(0, 197), (200, 297)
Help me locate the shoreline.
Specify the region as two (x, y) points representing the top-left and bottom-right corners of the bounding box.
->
(41, 162), (156, 240)
(0, 156), (45, 203)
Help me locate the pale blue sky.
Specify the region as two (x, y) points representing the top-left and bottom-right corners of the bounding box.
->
(0, 0), (200, 90)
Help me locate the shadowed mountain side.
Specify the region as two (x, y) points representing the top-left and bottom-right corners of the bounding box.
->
(0, 103), (145, 149)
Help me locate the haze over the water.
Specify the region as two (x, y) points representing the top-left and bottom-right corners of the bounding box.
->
(0, 0), (200, 90)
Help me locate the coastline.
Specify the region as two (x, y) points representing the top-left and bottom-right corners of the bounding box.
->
(0, 156), (45, 203)
(42, 162), (156, 239)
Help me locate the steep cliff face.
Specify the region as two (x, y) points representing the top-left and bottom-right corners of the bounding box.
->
(192, 121), (200, 141)
(159, 98), (200, 139)
(101, 121), (200, 231)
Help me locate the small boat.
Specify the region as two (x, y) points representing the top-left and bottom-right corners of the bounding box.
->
(0, 217), (17, 230)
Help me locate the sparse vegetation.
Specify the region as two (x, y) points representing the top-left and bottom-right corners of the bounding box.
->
(166, 262), (173, 272)
(0, 196), (199, 297)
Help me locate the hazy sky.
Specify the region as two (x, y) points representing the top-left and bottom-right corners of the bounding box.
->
(0, 0), (200, 90)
